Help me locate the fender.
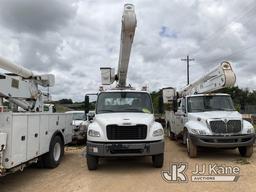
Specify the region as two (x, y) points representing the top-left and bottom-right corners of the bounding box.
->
(49, 130), (65, 150)
(184, 120), (210, 134)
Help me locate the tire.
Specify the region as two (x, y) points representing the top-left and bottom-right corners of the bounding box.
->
(43, 136), (64, 168)
(184, 130), (197, 158)
(152, 153), (164, 168)
(238, 145), (253, 157)
(87, 155), (99, 170)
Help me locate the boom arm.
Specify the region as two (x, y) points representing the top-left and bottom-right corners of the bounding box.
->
(0, 56), (55, 111)
(100, 4), (136, 87)
(181, 61), (236, 96)
(117, 4), (137, 87)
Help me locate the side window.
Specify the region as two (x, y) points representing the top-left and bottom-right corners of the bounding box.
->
(44, 105), (49, 112)
(177, 98), (186, 112)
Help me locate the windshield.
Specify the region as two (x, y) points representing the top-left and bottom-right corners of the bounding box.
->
(96, 92), (153, 114)
(187, 95), (235, 112)
(73, 113), (85, 120)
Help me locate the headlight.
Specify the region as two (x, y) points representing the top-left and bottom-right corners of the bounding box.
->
(247, 127), (255, 134)
(153, 129), (164, 137)
(190, 128), (206, 135)
(88, 130), (100, 137)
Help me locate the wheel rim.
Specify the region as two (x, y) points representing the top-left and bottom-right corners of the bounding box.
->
(53, 142), (61, 161)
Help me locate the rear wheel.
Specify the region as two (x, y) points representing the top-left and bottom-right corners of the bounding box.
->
(43, 136), (64, 168)
(239, 145), (253, 157)
(152, 153), (164, 168)
(87, 155), (99, 170)
(184, 130), (197, 158)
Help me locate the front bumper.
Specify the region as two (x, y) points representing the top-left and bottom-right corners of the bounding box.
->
(86, 140), (164, 157)
(190, 134), (255, 148)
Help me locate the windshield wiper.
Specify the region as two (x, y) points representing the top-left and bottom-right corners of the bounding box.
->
(208, 108), (234, 111)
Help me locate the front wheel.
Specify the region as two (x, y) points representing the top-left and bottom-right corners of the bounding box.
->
(152, 153), (164, 168)
(238, 145), (253, 157)
(43, 136), (64, 168)
(87, 155), (99, 170)
(184, 130), (197, 158)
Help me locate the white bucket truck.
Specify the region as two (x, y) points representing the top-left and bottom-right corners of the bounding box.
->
(0, 57), (73, 176)
(84, 4), (164, 170)
(162, 62), (255, 158)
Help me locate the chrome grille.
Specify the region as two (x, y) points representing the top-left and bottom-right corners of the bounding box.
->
(209, 120), (241, 134)
(227, 120), (242, 133)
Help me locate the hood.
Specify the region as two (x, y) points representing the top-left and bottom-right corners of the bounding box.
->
(189, 111), (242, 121)
(94, 113), (154, 127)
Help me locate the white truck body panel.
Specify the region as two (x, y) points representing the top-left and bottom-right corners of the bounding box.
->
(0, 132), (7, 150)
(88, 112), (163, 143)
(0, 112), (73, 170)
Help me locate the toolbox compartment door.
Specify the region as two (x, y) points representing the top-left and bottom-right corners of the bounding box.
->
(39, 114), (50, 155)
(27, 115), (40, 160)
(12, 115), (28, 166)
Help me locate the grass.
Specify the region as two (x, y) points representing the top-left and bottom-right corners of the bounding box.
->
(55, 104), (72, 112)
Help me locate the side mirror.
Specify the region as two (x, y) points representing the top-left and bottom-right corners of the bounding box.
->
(88, 113), (95, 121)
(173, 99), (178, 113)
(85, 95), (89, 114)
(53, 106), (56, 113)
(158, 95), (164, 114)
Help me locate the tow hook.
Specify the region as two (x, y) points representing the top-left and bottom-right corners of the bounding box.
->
(145, 144), (150, 152)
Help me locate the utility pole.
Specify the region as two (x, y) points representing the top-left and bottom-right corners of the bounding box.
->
(181, 55), (195, 85)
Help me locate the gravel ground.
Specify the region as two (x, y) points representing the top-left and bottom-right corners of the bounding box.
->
(0, 138), (256, 192)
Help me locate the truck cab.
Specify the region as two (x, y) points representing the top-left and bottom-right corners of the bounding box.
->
(166, 92), (255, 158)
(85, 89), (164, 170)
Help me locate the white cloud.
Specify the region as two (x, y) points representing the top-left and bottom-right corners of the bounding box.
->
(0, 0), (255, 101)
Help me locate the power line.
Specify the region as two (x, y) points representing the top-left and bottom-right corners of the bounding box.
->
(196, 1), (256, 64)
(202, 1), (256, 48)
(211, 44), (256, 64)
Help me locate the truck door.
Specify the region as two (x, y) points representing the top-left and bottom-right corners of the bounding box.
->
(180, 97), (188, 130)
(173, 98), (186, 134)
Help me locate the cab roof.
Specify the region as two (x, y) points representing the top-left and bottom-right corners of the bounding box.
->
(102, 89), (149, 93)
(187, 93), (230, 97)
